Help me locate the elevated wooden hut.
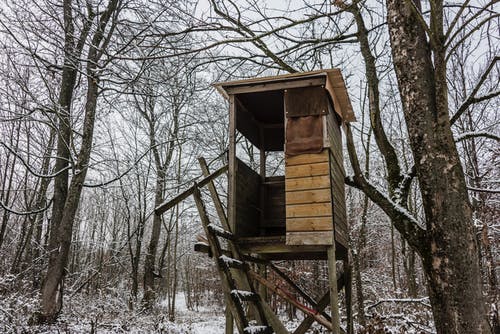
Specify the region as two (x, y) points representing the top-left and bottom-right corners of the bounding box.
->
(214, 69), (355, 261)
(156, 69), (355, 333)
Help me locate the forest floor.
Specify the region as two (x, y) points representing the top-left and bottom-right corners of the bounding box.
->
(0, 286), (322, 334)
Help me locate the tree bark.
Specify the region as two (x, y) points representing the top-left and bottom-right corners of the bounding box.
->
(385, 1), (490, 332)
(37, 0), (119, 323)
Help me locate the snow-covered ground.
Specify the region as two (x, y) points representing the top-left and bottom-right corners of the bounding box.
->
(0, 290), (231, 333)
(0, 284), (431, 333)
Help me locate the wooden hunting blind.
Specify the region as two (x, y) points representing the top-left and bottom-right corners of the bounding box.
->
(214, 69), (355, 261)
(155, 69), (355, 333)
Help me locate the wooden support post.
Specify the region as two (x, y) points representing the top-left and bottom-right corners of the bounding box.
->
(269, 263), (331, 321)
(344, 259), (353, 334)
(258, 136), (268, 302)
(328, 246), (341, 333)
(192, 188), (246, 334)
(198, 157), (229, 230)
(228, 94), (237, 234)
(155, 165), (228, 215)
(198, 157), (236, 333)
(293, 292), (330, 334)
(249, 270), (332, 331)
(198, 156), (287, 334)
(258, 263), (268, 303)
(225, 297), (234, 334)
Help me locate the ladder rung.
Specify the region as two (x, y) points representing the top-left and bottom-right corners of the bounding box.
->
(208, 223), (234, 240)
(219, 255), (245, 270)
(244, 325), (273, 334)
(231, 289), (259, 302)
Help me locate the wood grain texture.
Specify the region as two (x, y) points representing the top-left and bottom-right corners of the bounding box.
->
(287, 217), (333, 232)
(286, 231), (333, 245)
(285, 175), (330, 191)
(235, 158), (261, 237)
(286, 151), (328, 166)
(285, 188), (331, 205)
(286, 202), (332, 218)
(285, 162), (329, 179)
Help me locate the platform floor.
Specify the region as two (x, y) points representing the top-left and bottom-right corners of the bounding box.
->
(236, 236), (347, 261)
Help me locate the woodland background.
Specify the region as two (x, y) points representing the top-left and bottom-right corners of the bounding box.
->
(0, 0), (498, 333)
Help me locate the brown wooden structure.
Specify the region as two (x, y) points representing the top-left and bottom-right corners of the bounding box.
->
(156, 69), (355, 334)
(214, 69), (354, 261)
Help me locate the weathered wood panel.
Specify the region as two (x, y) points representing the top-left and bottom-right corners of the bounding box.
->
(285, 149), (333, 245)
(285, 162), (329, 179)
(286, 152), (328, 166)
(325, 103), (348, 249)
(285, 188), (331, 205)
(285, 175), (330, 191)
(262, 176), (286, 235)
(286, 231), (333, 246)
(286, 202), (332, 218)
(284, 86), (329, 117)
(287, 217), (333, 231)
(234, 158), (261, 237)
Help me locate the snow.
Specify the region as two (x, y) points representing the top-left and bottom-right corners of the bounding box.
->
(231, 289), (255, 304)
(219, 255), (242, 266)
(0, 290), (230, 334)
(244, 325), (268, 333)
(454, 130), (500, 142)
(231, 289), (254, 298)
(207, 223), (232, 236)
(366, 179), (424, 228)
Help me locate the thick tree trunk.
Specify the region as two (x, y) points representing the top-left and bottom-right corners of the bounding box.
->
(143, 178), (164, 307)
(37, 0), (118, 322)
(39, 0), (79, 321)
(385, 1), (490, 332)
(39, 69), (100, 323)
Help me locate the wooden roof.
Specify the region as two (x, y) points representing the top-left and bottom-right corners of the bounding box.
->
(214, 69), (356, 122)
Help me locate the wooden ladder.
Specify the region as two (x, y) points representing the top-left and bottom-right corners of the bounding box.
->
(156, 158), (346, 334)
(192, 185), (274, 334)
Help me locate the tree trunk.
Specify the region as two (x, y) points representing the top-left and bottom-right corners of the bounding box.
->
(143, 178), (164, 306)
(38, 0), (79, 321)
(385, 1), (490, 332)
(37, 0), (118, 322)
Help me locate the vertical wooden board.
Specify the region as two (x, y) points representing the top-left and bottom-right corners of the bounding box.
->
(284, 86), (329, 117)
(228, 95), (237, 234)
(235, 158), (261, 237)
(328, 149), (348, 249)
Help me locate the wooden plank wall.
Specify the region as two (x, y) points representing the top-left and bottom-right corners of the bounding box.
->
(235, 158), (261, 237)
(261, 176), (286, 235)
(326, 104), (348, 248)
(285, 150), (334, 245)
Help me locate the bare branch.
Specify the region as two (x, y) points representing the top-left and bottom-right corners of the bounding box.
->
(446, 12), (500, 59)
(446, 0), (499, 47)
(0, 198), (53, 216)
(455, 131), (500, 142)
(450, 56), (499, 125)
(344, 124), (426, 252)
(445, 0), (471, 40)
(467, 186), (500, 194)
(0, 141), (71, 179)
(83, 141), (175, 188)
